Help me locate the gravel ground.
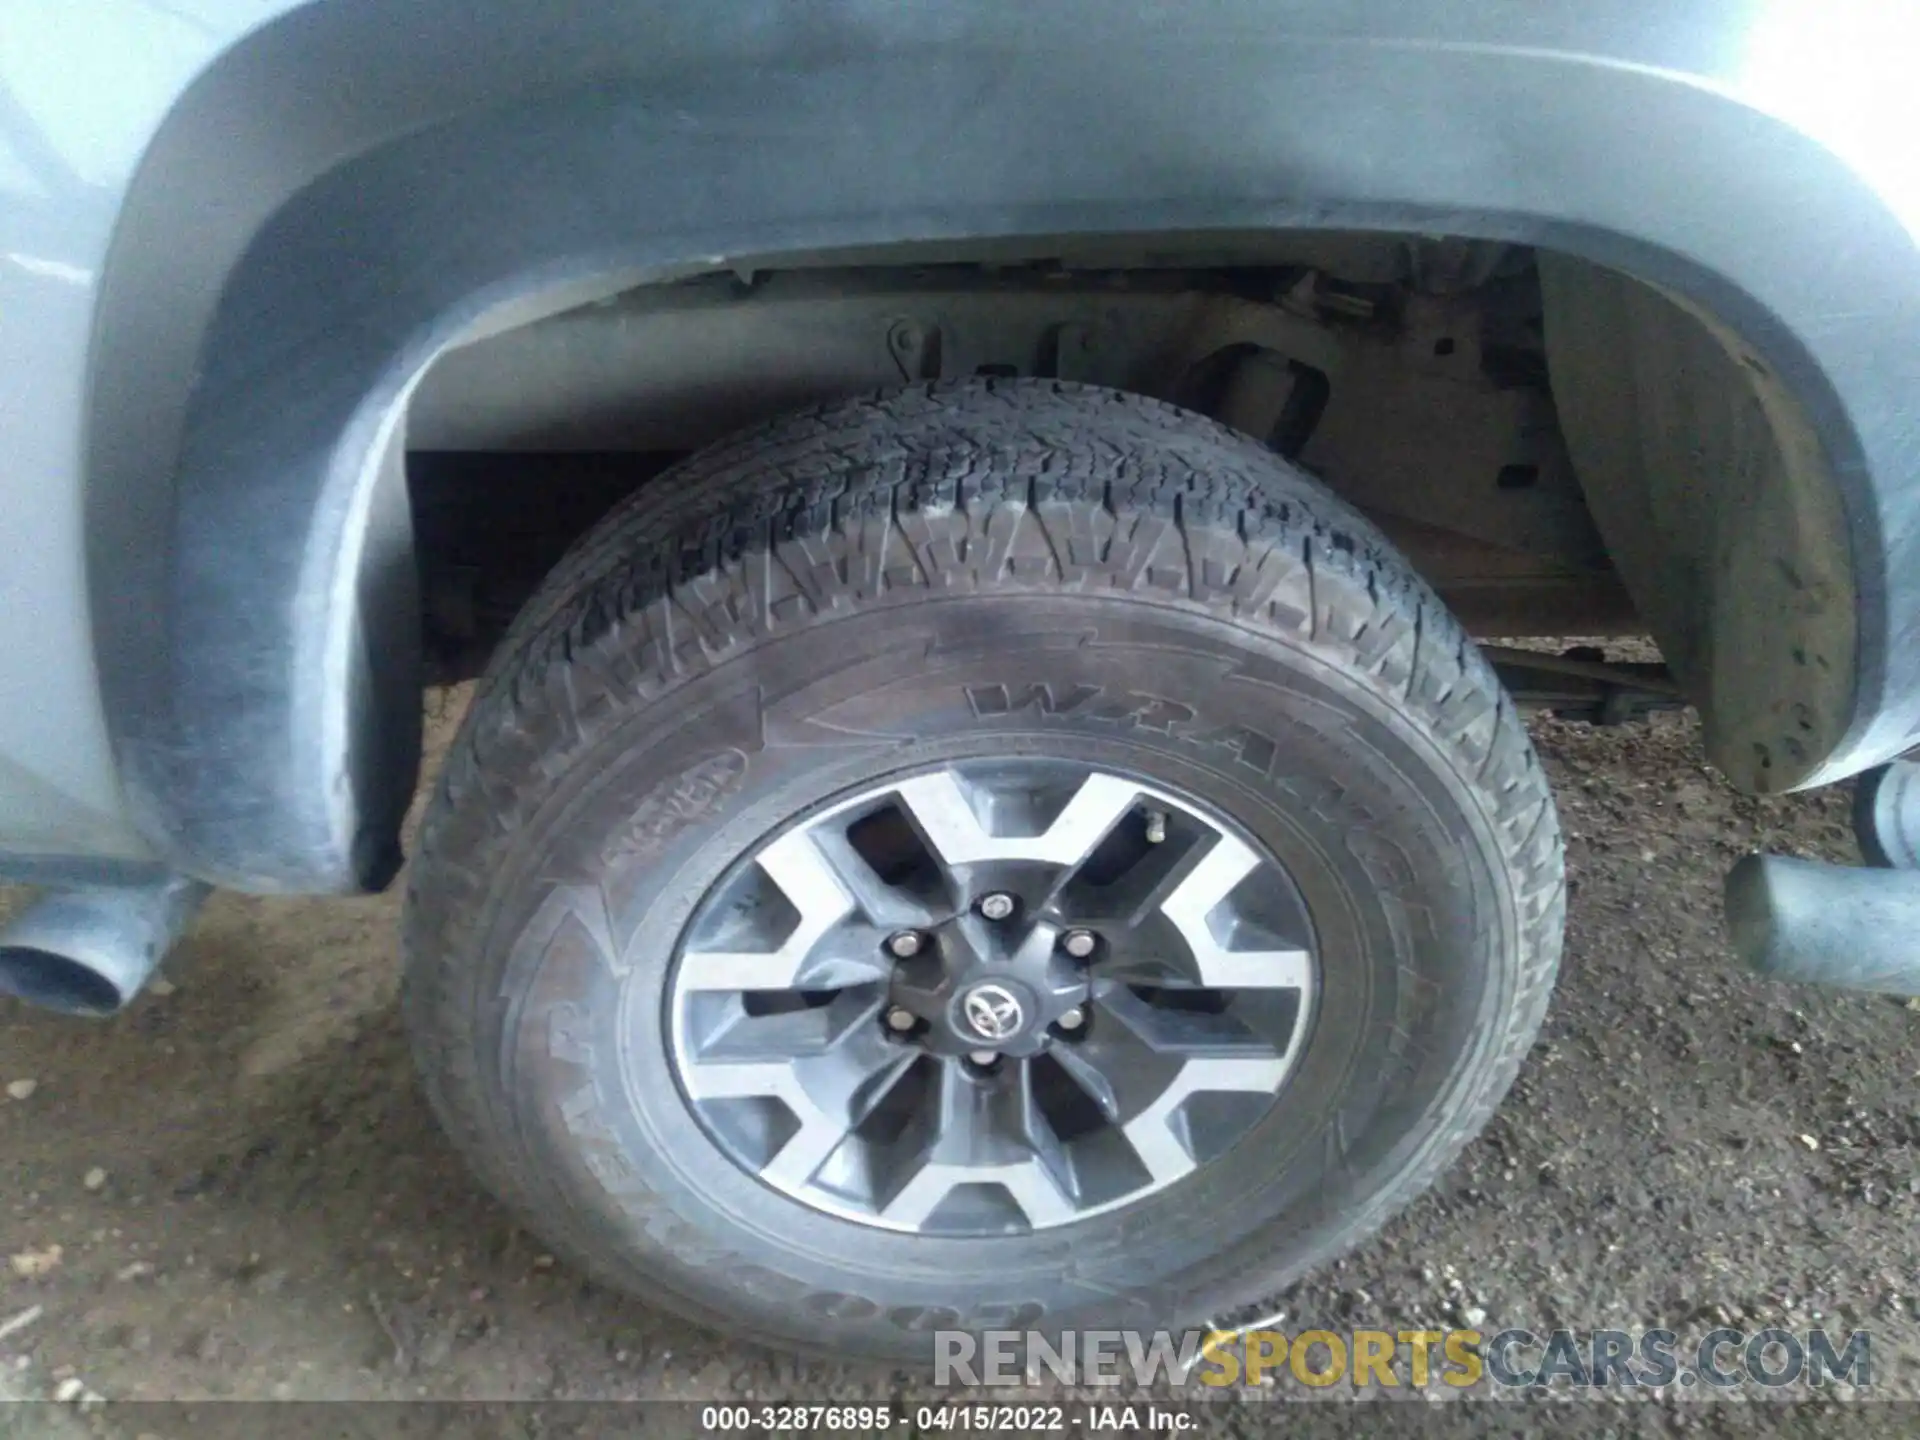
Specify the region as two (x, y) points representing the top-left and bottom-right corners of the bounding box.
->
(1, 680), (1916, 1436)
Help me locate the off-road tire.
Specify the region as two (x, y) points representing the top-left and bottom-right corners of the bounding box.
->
(402, 379), (1565, 1362)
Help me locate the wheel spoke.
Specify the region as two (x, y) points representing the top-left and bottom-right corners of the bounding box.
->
(892, 770), (1140, 872)
(1048, 1044), (1122, 1123)
(1046, 999), (1186, 1120)
(1091, 834), (1215, 932)
(683, 1001), (918, 1190)
(876, 1061), (1077, 1229)
(1093, 983), (1286, 1059)
(693, 987), (888, 1064)
(678, 829), (889, 992)
(807, 821), (945, 931)
(1120, 1055), (1291, 1186)
(1050, 985), (1289, 1153)
(1158, 833), (1312, 988)
(1011, 1057), (1077, 1202)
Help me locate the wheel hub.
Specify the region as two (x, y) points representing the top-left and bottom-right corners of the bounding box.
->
(959, 982), (1025, 1044)
(667, 759), (1319, 1235)
(887, 911), (1089, 1059)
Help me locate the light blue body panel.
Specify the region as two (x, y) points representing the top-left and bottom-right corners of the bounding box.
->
(3, 0), (1918, 890)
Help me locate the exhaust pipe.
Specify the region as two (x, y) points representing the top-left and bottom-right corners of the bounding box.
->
(1725, 854), (1920, 996)
(0, 876), (209, 1016)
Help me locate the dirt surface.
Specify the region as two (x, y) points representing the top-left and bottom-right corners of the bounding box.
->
(2, 679), (1916, 1433)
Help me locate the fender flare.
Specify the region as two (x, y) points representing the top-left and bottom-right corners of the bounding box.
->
(85, 0), (1920, 890)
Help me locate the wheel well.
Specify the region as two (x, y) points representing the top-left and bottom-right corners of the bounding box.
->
(408, 236), (1622, 671)
(405, 237), (1850, 794)
(93, 7), (1909, 891)
(1539, 255), (1854, 793)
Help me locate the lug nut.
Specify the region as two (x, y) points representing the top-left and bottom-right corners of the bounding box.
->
(1057, 1006), (1086, 1030)
(1061, 929), (1098, 959)
(977, 893), (1016, 921)
(967, 1049), (999, 1068)
(886, 931), (925, 959)
(885, 1007), (917, 1032)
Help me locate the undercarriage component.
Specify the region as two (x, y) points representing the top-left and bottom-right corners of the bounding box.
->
(1727, 855), (1920, 997)
(0, 875), (209, 1016)
(1730, 755), (1920, 993)
(1853, 759), (1920, 869)
(1485, 646), (1684, 726)
(410, 258), (1635, 655)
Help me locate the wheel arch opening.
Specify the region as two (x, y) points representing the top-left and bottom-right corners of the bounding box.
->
(86, 13), (1905, 889)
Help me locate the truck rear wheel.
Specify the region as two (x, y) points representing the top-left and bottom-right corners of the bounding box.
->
(402, 379), (1564, 1361)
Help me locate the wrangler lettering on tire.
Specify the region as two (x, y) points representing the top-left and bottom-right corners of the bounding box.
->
(403, 379), (1564, 1362)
